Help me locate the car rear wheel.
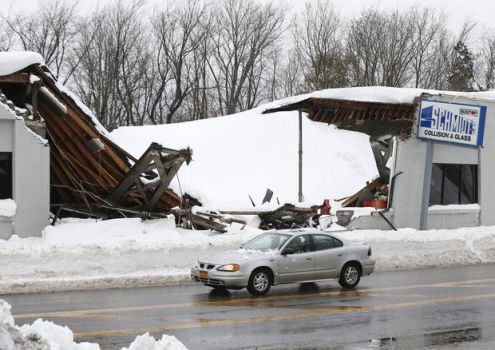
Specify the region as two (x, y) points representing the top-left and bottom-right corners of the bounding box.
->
(339, 263), (361, 289)
(247, 268), (272, 296)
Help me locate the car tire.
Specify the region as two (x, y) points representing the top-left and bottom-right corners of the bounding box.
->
(338, 262), (361, 289)
(247, 268), (272, 296)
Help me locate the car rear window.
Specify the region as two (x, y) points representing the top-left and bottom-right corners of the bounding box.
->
(313, 235), (343, 251)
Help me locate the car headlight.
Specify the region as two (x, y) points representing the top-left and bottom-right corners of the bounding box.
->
(217, 264), (240, 272)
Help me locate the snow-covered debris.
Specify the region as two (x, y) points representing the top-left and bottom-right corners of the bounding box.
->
(0, 299), (188, 350)
(0, 51), (44, 76)
(0, 199), (16, 217)
(112, 110), (378, 209)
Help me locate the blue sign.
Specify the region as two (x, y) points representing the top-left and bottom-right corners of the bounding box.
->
(418, 100), (486, 147)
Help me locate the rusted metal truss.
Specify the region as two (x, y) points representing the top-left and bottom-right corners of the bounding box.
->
(109, 143), (192, 211)
(0, 65), (191, 217)
(263, 97), (417, 138)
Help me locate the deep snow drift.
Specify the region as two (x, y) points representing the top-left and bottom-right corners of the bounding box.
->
(0, 299), (187, 350)
(111, 110), (378, 209)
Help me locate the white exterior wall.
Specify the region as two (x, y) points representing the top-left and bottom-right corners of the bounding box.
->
(392, 96), (495, 229)
(0, 104), (49, 239)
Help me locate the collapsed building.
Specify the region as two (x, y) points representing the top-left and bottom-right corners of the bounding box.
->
(0, 52), (192, 238)
(264, 88), (495, 230)
(2, 51), (495, 236)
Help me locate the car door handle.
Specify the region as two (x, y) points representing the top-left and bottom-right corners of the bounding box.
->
(305, 257), (313, 260)
(337, 254), (344, 257)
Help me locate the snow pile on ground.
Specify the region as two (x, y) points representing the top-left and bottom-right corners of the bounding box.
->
(0, 199), (16, 217)
(0, 299), (188, 350)
(336, 226), (495, 271)
(122, 333), (188, 350)
(111, 110), (377, 210)
(0, 51), (43, 76)
(0, 215), (494, 294)
(0, 216), (261, 294)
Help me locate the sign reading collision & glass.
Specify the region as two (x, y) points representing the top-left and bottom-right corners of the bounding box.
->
(418, 99), (487, 147)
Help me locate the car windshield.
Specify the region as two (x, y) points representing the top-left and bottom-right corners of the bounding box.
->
(242, 233), (291, 252)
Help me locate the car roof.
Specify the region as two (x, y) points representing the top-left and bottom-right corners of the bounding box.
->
(268, 229), (343, 237)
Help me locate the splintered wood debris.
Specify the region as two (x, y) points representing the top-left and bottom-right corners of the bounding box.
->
(0, 64), (192, 222)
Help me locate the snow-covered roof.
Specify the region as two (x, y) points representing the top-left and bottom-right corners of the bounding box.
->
(264, 86), (495, 113)
(0, 51), (44, 76)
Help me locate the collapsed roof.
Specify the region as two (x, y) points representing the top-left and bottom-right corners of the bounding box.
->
(0, 51), (191, 218)
(263, 86), (495, 138)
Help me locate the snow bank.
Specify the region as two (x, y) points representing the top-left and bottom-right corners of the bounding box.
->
(335, 226), (495, 271)
(0, 300), (14, 326)
(0, 217), (261, 294)
(0, 299), (188, 350)
(0, 51), (44, 76)
(0, 216), (494, 294)
(112, 111), (377, 209)
(0, 199), (16, 217)
(122, 333), (188, 350)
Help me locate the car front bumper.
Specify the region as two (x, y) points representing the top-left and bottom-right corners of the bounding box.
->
(190, 266), (249, 288)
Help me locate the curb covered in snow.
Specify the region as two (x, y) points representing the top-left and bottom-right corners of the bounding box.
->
(1, 218), (495, 295)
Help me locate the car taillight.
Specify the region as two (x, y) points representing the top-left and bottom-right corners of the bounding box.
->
(368, 247), (372, 256)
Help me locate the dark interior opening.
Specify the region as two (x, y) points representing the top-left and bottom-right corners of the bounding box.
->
(0, 152), (13, 199)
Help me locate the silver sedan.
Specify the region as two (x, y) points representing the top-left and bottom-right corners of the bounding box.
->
(191, 230), (375, 295)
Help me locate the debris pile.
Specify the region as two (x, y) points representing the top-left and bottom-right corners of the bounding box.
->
(0, 58), (192, 221)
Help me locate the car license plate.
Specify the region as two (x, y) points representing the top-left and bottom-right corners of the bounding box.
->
(199, 271), (208, 279)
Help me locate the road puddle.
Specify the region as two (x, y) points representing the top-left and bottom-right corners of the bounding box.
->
(359, 327), (483, 349)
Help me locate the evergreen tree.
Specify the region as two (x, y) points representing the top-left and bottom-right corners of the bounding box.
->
(449, 40), (474, 91)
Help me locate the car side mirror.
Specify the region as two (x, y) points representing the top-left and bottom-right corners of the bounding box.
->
(282, 248), (295, 256)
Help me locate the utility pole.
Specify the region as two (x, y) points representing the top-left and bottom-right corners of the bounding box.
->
(298, 109), (304, 203)
(419, 141), (434, 230)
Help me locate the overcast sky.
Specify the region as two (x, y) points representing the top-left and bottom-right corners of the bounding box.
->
(4, 0), (495, 34)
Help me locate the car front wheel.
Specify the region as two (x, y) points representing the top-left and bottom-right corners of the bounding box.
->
(339, 263), (361, 289)
(247, 268), (272, 296)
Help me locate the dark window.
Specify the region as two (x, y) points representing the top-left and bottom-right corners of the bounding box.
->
(0, 153), (12, 199)
(312, 235), (343, 251)
(429, 164), (478, 205)
(284, 235), (311, 254)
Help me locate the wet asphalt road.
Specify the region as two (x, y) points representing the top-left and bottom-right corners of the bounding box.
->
(4, 264), (495, 350)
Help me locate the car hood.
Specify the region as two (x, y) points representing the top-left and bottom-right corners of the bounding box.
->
(199, 249), (277, 265)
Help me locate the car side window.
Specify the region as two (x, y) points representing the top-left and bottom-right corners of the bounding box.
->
(313, 235), (343, 251)
(331, 237), (343, 248)
(284, 235), (311, 254)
